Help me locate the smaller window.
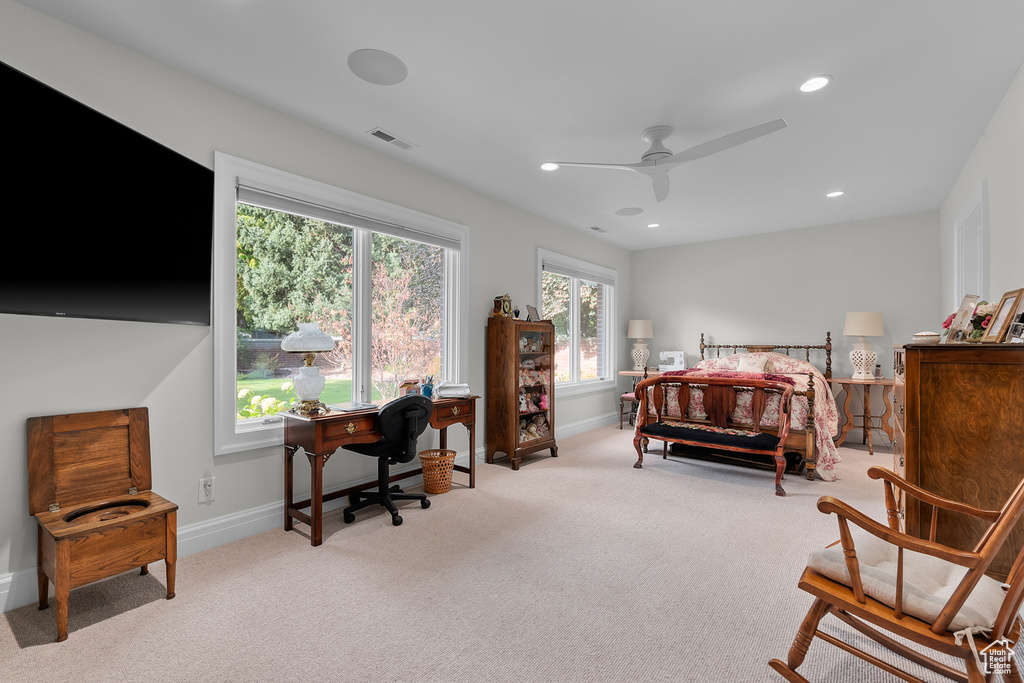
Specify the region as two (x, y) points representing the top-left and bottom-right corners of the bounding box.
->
(538, 249), (616, 394)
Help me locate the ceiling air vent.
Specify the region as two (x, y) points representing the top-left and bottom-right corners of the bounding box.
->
(367, 127), (417, 150)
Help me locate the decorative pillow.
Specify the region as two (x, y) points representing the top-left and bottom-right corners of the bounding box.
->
(807, 527), (1008, 633)
(736, 354), (768, 373)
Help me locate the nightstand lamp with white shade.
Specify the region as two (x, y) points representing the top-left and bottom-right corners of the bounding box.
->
(281, 322), (336, 416)
(627, 319), (654, 370)
(843, 312), (884, 380)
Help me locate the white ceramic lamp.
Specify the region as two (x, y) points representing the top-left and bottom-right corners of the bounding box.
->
(843, 312), (884, 380)
(627, 319), (654, 371)
(281, 322), (336, 415)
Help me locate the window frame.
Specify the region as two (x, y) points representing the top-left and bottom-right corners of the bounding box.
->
(213, 153), (469, 455)
(537, 248), (617, 397)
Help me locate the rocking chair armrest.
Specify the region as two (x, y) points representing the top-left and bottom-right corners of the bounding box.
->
(817, 496), (981, 568)
(867, 467), (1001, 522)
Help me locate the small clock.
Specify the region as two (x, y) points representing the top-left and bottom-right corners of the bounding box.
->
(492, 293), (513, 317)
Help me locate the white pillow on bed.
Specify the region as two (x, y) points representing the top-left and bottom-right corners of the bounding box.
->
(736, 354), (768, 373)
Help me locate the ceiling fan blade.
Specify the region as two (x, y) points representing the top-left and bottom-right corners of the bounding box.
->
(651, 173), (670, 202)
(669, 118), (787, 165)
(546, 160), (648, 173)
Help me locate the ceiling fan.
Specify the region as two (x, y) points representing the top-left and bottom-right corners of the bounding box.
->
(542, 119), (787, 202)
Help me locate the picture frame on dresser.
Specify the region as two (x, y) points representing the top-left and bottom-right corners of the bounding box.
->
(943, 294), (979, 343)
(1009, 313), (1024, 343)
(982, 288), (1023, 343)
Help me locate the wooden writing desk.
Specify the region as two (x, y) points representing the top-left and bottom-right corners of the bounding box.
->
(283, 396), (478, 546)
(829, 377), (894, 455)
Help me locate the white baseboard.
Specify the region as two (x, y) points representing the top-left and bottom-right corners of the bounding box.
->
(556, 411), (618, 438)
(1, 452), (463, 614)
(1, 418), (616, 614)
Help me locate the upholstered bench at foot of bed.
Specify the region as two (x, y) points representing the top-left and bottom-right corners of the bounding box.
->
(631, 375), (799, 496)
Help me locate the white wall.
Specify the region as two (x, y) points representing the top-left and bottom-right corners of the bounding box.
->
(940, 62), (1024, 309)
(0, 0), (631, 598)
(628, 211), (942, 381)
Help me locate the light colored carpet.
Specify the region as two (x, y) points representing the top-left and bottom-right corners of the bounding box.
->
(0, 426), (994, 681)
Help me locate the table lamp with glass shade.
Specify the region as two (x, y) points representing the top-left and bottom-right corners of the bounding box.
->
(627, 319), (654, 371)
(280, 323), (336, 416)
(843, 312), (884, 380)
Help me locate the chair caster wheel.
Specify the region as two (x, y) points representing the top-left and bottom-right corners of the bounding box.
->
(392, 515), (403, 526)
(421, 499), (431, 509)
(343, 512), (355, 524)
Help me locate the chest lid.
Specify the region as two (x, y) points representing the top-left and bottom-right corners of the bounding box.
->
(27, 407), (153, 516)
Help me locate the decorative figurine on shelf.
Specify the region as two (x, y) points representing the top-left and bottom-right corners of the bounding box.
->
(531, 413), (548, 437)
(539, 392), (548, 411)
(514, 306), (520, 319)
(519, 390), (529, 413)
(519, 419), (529, 442)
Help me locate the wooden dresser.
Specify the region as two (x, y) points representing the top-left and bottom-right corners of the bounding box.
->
(895, 343), (1024, 577)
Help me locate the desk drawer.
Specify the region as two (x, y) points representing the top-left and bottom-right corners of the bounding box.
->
(431, 400), (474, 428)
(320, 414), (378, 446)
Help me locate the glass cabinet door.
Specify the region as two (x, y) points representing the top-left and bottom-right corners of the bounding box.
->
(517, 326), (552, 443)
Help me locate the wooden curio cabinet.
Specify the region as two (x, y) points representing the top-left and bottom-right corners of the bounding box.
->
(899, 343), (1024, 578)
(486, 317), (558, 470)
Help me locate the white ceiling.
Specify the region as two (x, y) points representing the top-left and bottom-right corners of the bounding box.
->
(16, 0), (1024, 251)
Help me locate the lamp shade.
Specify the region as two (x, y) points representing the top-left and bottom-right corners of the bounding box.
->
(627, 319), (653, 339)
(843, 312), (884, 337)
(281, 322), (335, 353)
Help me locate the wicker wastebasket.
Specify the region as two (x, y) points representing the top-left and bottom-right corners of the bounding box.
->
(418, 449), (457, 494)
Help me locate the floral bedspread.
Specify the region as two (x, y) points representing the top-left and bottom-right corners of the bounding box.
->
(637, 352), (840, 481)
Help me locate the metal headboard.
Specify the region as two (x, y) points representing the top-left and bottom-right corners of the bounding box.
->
(698, 332), (832, 380)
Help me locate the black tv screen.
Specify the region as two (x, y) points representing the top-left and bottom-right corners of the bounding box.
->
(0, 61), (213, 325)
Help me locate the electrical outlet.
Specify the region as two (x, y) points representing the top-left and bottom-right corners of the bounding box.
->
(198, 476), (215, 503)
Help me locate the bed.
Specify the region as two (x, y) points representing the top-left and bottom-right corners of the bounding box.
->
(639, 332), (840, 481)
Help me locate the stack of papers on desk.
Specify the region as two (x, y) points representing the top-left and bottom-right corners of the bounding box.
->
(330, 402), (378, 412)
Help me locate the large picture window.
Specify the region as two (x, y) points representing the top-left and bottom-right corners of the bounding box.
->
(214, 154), (467, 455)
(538, 249), (616, 395)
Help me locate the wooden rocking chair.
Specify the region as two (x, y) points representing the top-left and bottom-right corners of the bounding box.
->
(770, 467), (1024, 683)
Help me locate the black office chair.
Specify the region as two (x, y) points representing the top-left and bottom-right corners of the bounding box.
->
(342, 394), (433, 526)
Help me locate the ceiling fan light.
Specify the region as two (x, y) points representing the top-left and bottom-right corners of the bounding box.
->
(540, 162), (559, 171)
(799, 75), (831, 93)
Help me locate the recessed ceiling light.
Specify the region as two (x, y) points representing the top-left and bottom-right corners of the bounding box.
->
(799, 75), (831, 93)
(540, 162), (559, 171)
(348, 49), (408, 85)
(647, 223), (660, 228)
(826, 191), (844, 198)
(615, 207), (643, 216)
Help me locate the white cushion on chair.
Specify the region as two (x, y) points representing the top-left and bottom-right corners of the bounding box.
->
(807, 528), (1009, 633)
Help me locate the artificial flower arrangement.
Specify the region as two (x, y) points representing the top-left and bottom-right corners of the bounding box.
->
(942, 300), (998, 340)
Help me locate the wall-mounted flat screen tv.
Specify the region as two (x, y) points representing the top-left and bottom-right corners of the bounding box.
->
(0, 61), (213, 326)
